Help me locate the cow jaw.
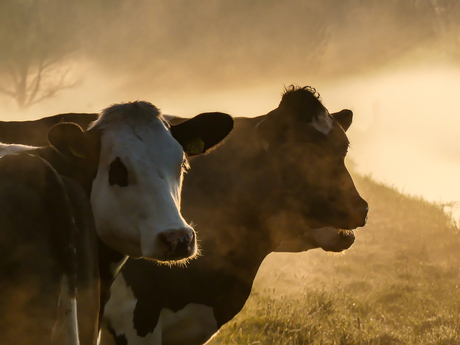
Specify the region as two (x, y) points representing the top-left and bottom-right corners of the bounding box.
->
(318, 227), (355, 252)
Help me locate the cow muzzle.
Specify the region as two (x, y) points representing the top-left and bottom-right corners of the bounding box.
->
(346, 198), (369, 229)
(153, 227), (197, 262)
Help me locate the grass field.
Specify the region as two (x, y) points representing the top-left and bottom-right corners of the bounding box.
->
(208, 174), (460, 345)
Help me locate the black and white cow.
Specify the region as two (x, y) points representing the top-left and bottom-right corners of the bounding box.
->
(0, 101), (233, 343)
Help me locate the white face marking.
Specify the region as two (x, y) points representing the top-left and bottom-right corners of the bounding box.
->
(310, 110), (333, 135)
(0, 143), (36, 158)
(90, 106), (194, 259)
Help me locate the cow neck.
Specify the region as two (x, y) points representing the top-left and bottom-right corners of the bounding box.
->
(97, 238), (127, 319)
(181, 116), (282, 283)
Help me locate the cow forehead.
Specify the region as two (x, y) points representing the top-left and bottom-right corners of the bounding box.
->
(98, 117), (184, 168)
(89, 101), (162, 131)
(90, 101), (183, 161)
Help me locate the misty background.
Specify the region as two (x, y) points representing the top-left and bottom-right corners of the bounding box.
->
(0, 0), (459, 218)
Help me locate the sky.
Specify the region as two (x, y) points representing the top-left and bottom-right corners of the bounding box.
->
(0, 0), (459, 218)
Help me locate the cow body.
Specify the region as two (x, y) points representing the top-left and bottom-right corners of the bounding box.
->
(0, 101), (233, 344)
(0, 154), (99, 345)
(0, 114), (97, 146)
(101, 86), (368, 345)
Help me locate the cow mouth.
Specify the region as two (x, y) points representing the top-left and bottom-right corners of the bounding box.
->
(338, 229), (354, 236)
(323, 228), (355, 252)
(337, 228), (355, 245)
(274, 227), (355, 253)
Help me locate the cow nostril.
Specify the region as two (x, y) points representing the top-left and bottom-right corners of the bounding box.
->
(353, 198), (368, 215)
(156, 228), (196, 260)
(175, 235), (194, 258)
(157, 232), (172, 253)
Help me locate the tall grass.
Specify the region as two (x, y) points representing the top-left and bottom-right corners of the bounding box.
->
(209, 174), (460, 344)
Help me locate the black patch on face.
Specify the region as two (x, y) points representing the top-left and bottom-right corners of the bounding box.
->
(108, 157), (129, 187)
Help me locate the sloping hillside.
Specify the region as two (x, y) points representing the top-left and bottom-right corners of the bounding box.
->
(209, 173), (460, 344)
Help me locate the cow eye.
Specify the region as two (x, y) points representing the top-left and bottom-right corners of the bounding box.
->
(109, 157), (129, 187)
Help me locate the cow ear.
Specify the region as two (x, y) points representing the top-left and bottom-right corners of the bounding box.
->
(48, 123), (90, 159)
(332, 109), (353, 132)
(170, 112), (234, 156)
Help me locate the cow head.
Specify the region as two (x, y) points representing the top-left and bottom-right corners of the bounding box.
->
(35, 102), (233, 262)
(255, 86), (367, 240)
(83, 102), (233, 262)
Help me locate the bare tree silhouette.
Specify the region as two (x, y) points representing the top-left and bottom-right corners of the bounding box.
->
(0, 0), (79, 109)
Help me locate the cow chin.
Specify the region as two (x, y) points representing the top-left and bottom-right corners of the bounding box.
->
(329, 229), (355, 252)
(144, 244), (199, 267)
(310, 227), (355, 253)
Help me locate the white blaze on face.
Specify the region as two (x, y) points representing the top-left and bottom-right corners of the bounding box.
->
(89, 105), (194, 259)
(311, 110), (333, 135)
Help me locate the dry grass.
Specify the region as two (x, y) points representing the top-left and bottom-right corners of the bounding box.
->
(208, 174), (460, 345)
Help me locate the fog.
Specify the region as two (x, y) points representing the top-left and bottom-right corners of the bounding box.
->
(2, 1), (460, 342)
(0, 1), (459, 210)
(328, 63), (460, 219)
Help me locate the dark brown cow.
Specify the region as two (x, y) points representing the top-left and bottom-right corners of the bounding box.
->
(100, 86), (368, 345)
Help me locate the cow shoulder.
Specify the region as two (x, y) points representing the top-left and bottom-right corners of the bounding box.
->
(0, 154), (79, 344)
